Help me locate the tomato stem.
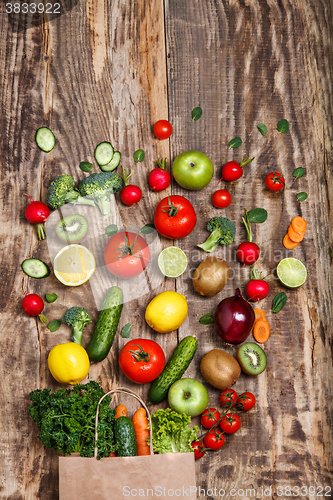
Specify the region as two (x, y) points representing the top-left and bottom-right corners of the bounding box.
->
(116, 232), (144, 259)
(161, 196), (180, 217)
(126, 344), (151, 363)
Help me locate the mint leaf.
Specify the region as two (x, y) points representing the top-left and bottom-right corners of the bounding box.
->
(192, 107), (203, 122)
(79, 161), (93, 173)
(277, 119), (289, 133)
(46, 293), (58, 303)
(134, 149), (145, 162)
(296, 192), (308, 202)
(257, 123), (267, 136)
(121, 323), (132, 338)
(105, 224), (118, 237)
(247, 208), (268, 223)
(199, 313), (214, 325)
(141, 223), (155, 234)
(228, 137), (242, 149)
(48, 319), (61, 332)
(293, 167), (305, 179)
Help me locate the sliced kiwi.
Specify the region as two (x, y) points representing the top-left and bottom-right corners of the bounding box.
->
(237, 342), (267, 375)
(56, 214), (88, 243)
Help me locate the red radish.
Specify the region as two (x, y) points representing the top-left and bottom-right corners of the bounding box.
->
(215, 288), (255, 345)
(148, 158), (171, 192)
(22, 293), (47, 324)
(24, 194), (50, 240)
(218, 157), (255, 183)
(120, 185), (142, 206)
(237, 208), (260, 265)
(245, 269), (270, 301)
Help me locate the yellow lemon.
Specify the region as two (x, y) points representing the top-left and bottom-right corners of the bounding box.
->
(145, 291), (188, 333)
(53, 244), (96, 286)
(48, 342), (90, 385)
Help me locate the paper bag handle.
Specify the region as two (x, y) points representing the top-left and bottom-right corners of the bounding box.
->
(94, 387), (154, 459)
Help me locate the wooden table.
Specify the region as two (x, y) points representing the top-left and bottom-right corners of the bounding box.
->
(1, 1), (332, 498)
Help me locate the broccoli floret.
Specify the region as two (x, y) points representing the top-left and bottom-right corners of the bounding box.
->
(197, 217), (236, 252)
(46, 174), (95, 210)
(78, 172), (123, 217)
(62, 307), (92, 345)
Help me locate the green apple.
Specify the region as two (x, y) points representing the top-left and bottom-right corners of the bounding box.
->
(168, 378), (209, 416)
(172, 150), (214, 190)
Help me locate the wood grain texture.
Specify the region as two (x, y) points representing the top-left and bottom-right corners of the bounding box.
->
(0, 0), (332, 499)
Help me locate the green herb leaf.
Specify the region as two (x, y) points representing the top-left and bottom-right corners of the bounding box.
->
(105, 224), (118, 237)
(277, 119), (289, 133)
(293, 167), (305, 179)
(228, 137), (242, 149)
(192, 107), (203, 122)
(79, 161), (93, 173)
(48, 319), (61, 332)
(272, 292), (288, 313)
(45, 293), (58, 303)
(121, 323), (132, 338)
(296, 192), (308, 202)
(141, 223), (155, 234)
(199, 313), (214, 325)
(247, 208), (268, 223)
(134, 149), (145, 162)
(257, 123), (267, 136)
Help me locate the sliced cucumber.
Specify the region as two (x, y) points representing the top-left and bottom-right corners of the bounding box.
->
(94, 142), (114, 166)
(21, 258), (51, 279)
(99, 151), (121, 172)
(35, 127), (55, 152)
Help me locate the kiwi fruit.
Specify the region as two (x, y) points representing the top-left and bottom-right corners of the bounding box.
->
(192, 256), (231, 297)
(237, 342), (267, 375)
(56, 214), (89, 243)
(200, 348), (241, 390)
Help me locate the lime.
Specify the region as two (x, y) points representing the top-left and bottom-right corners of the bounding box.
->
(158, 246), (188, 278)
(276, 258), (307, 288)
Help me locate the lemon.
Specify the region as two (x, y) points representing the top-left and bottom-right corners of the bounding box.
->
(53, 244), (96, 286)
(158, 247), (188, 278)
(277, 257), (307, 288)
(145, 291), (188, 333)
(48, 342), (90, 385)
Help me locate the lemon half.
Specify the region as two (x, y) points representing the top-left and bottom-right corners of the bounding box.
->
(53, 244), (96, 286)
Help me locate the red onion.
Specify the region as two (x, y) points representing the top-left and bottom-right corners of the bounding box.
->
(215, 288), (255, 345)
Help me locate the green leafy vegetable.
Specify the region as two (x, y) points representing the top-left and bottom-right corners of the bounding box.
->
(296, 192), (308, 202)
(277, 119), (289, 133)
(121, 323), (132, 338)
(80, 161), (93, 173)
(28, 381), (116, 459)
(247, 208), (268, 223)
(257, 123), (267, 136)
(134, 149), (145, 162)
(272, 292), (288, 313)
(228, 137), (242, 149)
(141, 223), (155, 234)
(105, 224), (118, 237)
(192, 107), (203, 122)
(46, 293), (58, 303)
(293, 167), (305, 180)
(48, 319), (61, 332)
(151, 408), (198, 454)
(199, 313), (214, 325)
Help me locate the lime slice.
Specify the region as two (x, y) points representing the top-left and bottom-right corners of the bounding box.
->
(276, 258), (307, 288)
(158, 247), (188, 278)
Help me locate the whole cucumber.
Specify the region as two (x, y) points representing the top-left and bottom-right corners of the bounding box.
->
(148, 336), (198, 403)
(86, 286), (123, 362)
(114, 417), (137, 457)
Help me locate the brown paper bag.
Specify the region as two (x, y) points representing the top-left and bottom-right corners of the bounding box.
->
(59, 387), (197, 500)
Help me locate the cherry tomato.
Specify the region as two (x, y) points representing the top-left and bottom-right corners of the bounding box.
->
(22, 293), (44, 316)
(153, 120), (172, 140)
(191, 440), (207, 460)
(119, 339), (165, 384)
(219, 388), (238, 408)
(154, 195), (197, 239)
(200, 408), (221, 429)
(220, 413), (241, 434)
(104, 231), (150, 279)
(203, 429), (225, 450)
(120, 185), (142, 206)
(236, 392), (256, 411)
(212, 189), (232, 208)
(265, 172), (285, 191)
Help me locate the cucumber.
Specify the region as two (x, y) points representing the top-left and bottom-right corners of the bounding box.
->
(35, 127), (55, 152)
(94, 142), (114, 166)
(21, 258), (51, 279)
(114, 416), (137, 457)
(148, 336), (198, 404)
(99, 151), (121, 172)
(86, 286), (123, 362)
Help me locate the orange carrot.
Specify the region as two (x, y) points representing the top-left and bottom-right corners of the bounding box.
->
(109, 451), (117, 457)
(291, 216), (307, 234)
(288, 225), (304, 243)
(254, 308), (267, 321)
(253, 318), (270, 343)
(115, 404), (128, 419)
(132, 408), (150, 456)
(283, 233), (299, 249)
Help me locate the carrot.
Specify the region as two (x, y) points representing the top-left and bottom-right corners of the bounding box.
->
(283, 233), (299, 249)
(132, 408), (150, 456)
(109, 451), (117, 457)
(254, 308), (267, 321)
(253, 318), (270, 343)
(288, 225), (304, 243)
(291, 216), (307, 234)
(115, 404), (128, 419)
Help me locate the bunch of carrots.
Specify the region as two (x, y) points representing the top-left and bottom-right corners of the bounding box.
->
(110, 404), (150, 457)
(283, 216), (307, 249)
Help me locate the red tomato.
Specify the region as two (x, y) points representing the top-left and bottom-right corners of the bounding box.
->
(236, 392), (256, 411)
(154, 195), (197, 239)
(220, 413), (241, 434)
(104, 231), (150, 279)
(153, 120), (173, 140)
(203, 429), (225, 450)
(265, 172), (285, 191)
(219, 388), (238, 408)
(200, 408), (221, 429)
(212, 189), (232, 208)
(191, 440), (207, 460)
(119, 339), (165, 384)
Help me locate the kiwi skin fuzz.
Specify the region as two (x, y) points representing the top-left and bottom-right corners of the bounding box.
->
(56, 214), (89, 243)
(237, 342), (267, 376)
